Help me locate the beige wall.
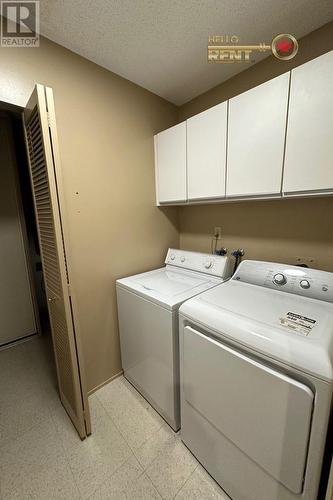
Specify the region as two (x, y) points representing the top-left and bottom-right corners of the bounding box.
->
(0, 35), (179, 391)
(180, 197), (333, 271)
(179, 21), (333, 120)
(1, 20), (333, 392)
(178, 21), (333, 272)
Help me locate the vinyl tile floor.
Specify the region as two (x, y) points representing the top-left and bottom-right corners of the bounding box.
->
(0, 336), (230, 500)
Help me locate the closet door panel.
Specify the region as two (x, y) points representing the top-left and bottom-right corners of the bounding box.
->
(23, 84), (90, 439)
(187, 102), (227, 200)
(227, 72), (290, 198)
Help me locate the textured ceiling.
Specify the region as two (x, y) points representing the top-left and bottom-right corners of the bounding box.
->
(40, 1), (333, 105)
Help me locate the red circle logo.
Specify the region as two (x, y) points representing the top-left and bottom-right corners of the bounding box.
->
(272, 34), (298, 60)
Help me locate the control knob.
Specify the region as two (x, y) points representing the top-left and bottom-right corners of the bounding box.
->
(180, 256), (186, 263)
(170, 254), (176, 261)
(300, 279), (310, 289)
(204, 260), (213, 269)
(273, 273), (287, 286)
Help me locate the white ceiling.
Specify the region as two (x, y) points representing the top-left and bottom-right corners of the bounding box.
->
(40, 1), (333, 105)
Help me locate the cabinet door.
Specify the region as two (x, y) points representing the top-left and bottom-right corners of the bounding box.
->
(283, 51), (333, 196)
(183, 326), (314, 494)
(227, 73), (290, 198)
(155, 122), (186, 204)
(187, 102), (227, 200)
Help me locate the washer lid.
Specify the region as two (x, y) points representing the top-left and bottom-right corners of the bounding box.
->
(116, 267), (223, 310)
(179, 280), (333, 381)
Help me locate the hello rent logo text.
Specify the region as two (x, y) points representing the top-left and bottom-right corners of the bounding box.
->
(208, 34), (298, 63)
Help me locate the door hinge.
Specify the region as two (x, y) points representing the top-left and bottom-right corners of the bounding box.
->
(47, 112), (52, 128)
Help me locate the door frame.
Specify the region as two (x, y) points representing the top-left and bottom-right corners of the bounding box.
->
(0, 110), (41, 347)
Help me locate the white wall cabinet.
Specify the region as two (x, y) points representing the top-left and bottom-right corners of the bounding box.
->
(227, 73), (290, 199)
(283, 51), (333, 196)
(187, 102), (227, 201)
(154, 50), (333, 205)
(155, 122), (187, 204)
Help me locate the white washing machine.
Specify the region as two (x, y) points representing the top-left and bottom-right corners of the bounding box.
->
(179, 260), (333, 500)
(116, 249), (234, 431)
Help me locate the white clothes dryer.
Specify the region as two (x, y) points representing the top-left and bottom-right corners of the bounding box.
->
(179, 260), (333, 500)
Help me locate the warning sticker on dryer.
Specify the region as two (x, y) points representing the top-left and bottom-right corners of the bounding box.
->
(279, 312), (317, 336)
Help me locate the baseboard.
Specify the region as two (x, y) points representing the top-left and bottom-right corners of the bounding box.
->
(88, 369), (124, 396)
(0, 331), (39, 351)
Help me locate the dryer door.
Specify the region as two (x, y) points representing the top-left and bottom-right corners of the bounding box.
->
(183, 326), (314, 494)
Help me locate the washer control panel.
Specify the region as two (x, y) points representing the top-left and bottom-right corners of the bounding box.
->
(233, 260), (333, 303)
(165, 249), (234, 279)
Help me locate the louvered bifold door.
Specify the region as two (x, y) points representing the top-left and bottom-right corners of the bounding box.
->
(23, 84), (91, 439)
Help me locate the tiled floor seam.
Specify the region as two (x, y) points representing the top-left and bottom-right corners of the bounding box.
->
(49, 408), (84, 499)
(95, 391), (174, 498)
(131, 427), (178, 473)
(128, 467), (164, 500)
(143, 471), (164, 499)
(95, 391), (164, 456)
(171, 462), (199, 499)
(143, 450), (198, 500)
(131, 433), (163, 471)
(84, 453), (139, 500)
(85, 396), (148, 498)
(94, 393), (134, 449)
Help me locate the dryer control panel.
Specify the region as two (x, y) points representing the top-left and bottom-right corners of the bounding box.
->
(165, 249), (234, 279)
(233, 260), (333, 303)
